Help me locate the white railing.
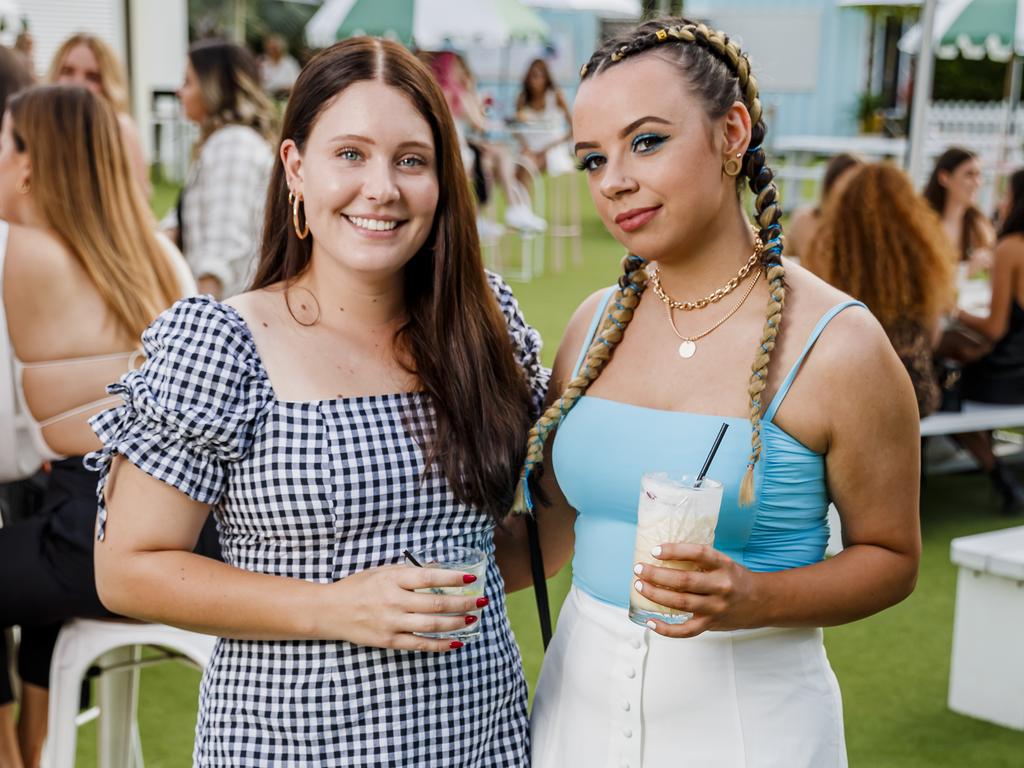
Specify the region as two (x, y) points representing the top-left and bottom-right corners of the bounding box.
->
(771, 100), (1021, 215)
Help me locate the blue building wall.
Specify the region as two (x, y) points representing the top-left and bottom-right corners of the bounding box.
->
(686, 0), (867, 139)
(471, 1), (867, 140)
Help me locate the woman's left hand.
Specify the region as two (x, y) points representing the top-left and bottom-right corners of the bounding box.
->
(633, 543), (760, 638)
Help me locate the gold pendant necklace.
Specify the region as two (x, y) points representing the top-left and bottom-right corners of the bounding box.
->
(666, 268), (760, 359)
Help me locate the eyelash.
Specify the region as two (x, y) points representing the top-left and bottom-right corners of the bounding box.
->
(575, 132), (670, 173)
(632, 132), (668, 153)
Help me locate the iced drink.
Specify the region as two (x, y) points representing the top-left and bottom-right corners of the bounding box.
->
(629, 473), (723, 627)
(410, 544), (488, 641)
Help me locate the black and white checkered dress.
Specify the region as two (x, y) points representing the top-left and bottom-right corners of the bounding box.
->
(87, 274), (548, 767)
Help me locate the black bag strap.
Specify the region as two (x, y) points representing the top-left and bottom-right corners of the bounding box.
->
(525, 514), (552, 649)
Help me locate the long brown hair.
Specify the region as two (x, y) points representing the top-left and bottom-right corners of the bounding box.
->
(47, 33), (129, 113)
(187, 40), (278, 152)
(923, 147), (984, 262)
(809, 163), (954, 330)
(252, 38), (534, 521)
(512, 18), (787, 511)
(9, 86), (181, 338)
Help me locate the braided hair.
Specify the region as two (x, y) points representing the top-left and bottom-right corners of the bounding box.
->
(510, 18), (786, 515)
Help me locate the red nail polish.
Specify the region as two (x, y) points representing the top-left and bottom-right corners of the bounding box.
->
(465, 615), (478, 625)
(462, 574), (477, 584)
(449, 640), (464, 649)
(476, 597), (489, 608)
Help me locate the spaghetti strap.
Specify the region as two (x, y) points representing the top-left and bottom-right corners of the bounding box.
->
(571, 286), (618, 380)
(18, 349), (142, 370)
(763, 300), (866, 423)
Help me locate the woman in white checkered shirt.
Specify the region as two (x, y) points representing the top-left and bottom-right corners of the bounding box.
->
(87, 38), (547, 766)
(164, 41), (277, 300)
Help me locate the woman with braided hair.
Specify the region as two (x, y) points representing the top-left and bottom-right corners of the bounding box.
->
(494, 18), (920, 767)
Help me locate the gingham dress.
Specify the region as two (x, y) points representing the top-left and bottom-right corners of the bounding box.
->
(86, 274), (548, 767)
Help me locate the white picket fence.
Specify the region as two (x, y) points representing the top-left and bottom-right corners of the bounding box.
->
(772, 100), (1021, 216)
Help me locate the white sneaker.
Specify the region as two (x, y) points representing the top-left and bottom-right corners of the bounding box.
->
(505, 204), (547, 234)
(476, 216), (506, 242)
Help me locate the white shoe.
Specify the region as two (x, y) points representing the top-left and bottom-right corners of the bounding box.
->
(505, 204), (547, 234)
(476, 216), (506, 242)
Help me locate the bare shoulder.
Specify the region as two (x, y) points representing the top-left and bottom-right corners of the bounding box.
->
(994, 233), (1024, 262)
(224, 286), (281, 327)
(5, 224), (75, 287)
(551, 286), (615, 394)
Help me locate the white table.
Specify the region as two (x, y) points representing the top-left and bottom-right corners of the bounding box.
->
(948, 526), (1024, 730)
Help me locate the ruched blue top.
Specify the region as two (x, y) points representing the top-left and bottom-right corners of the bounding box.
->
(552, 289), (864, 609)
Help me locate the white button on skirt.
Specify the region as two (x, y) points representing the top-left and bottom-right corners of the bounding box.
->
(530, 587), (847, 768)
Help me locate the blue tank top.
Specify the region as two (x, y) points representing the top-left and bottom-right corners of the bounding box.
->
(552, 289), (864, 609)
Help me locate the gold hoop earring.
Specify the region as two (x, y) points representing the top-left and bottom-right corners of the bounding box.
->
(292, 193), (309, 240)
(723, 154), (743, 177)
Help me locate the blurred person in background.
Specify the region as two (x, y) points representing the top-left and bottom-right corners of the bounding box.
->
(12, 31), (34, 82)
(260, 33), (300, 99)
(514, 58), (573, 179)
(786, 152), (861, 261)
(430, 51), (547, 235)
(167, 39), (276, 300)
(924, 147), (996, 277)
(0, 85), (208, 768)
(807, 163), (954, 418)
(0, 47), (31, 107)
(952, 168), (1024, 514)
(48, 33), (150, 199)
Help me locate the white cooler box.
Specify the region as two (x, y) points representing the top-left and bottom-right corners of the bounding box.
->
(948, 526), (1024, 730)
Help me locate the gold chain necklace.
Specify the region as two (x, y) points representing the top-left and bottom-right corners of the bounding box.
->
(650, 236), (763, 311)
(666, 268), (761, 359)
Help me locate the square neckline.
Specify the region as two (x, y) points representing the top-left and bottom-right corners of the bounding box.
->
(216, 298), (428, 407)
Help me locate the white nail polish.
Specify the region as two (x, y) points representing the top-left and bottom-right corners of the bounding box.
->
(633, 563), (643, 575)
(651, 546), (662, 558)
(634, 580), (643, 593)
(645, 620), (657, 630)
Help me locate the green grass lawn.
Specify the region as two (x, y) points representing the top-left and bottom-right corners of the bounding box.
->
(68, 179), (1024, 766)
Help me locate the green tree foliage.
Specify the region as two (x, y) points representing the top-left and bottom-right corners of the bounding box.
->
(933, 56), (1015, 102)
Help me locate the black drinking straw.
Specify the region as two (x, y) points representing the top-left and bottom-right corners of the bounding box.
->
(694, 423), (729, 488)
(403, 549), (424, 567)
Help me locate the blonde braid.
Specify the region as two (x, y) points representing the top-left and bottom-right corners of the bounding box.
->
(510, 254), (649, 515)
(546, 16), (788, 511)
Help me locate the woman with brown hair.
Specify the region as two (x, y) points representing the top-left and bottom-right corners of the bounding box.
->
(48, 33), (151, 199)
(924, 147), (996, 275)
(89, 38), (545, 766)
(806, 162), (955, 417)
(0, 85), (194, 768)
(168, 40), (277, 299)
(495, 19), (920, 766)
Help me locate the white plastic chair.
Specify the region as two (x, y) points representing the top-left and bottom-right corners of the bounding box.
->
(42, 618), (216, 768)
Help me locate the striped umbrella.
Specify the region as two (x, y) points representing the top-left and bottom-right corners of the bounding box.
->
(306, 0), (549, 49)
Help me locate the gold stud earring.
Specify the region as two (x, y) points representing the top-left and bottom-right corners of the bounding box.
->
(723, 153), (743, 177)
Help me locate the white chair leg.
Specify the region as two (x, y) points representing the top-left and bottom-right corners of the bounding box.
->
(44, 636), (93, 767)
(96, 646), (141, 768)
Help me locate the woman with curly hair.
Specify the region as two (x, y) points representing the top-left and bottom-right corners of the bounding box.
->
(806, 162), (955, 417)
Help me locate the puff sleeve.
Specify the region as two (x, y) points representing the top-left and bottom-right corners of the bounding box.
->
(86, 297), (273, 538)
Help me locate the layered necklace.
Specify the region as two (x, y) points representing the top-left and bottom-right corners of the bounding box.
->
(649, 237), (764, 359)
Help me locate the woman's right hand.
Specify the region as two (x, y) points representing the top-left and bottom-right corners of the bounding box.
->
(319, 564), (487, 652)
